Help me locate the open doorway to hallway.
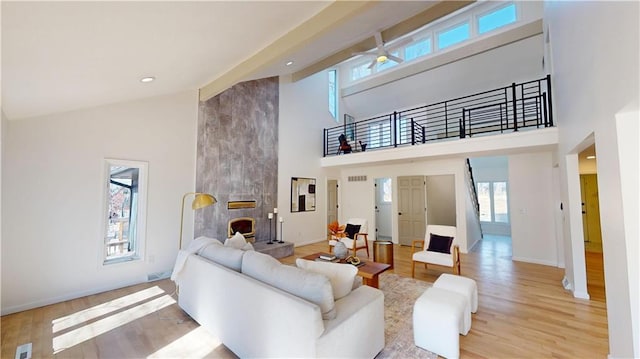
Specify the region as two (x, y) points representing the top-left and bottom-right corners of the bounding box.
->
(468, 156), (512, 252)
(578, 144), (606, 302)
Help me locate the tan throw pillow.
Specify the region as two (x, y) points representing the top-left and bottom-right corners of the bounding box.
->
(296, 258), (358, 300)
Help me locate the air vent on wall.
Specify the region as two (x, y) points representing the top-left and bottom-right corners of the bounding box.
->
(348, 175), (367, 182)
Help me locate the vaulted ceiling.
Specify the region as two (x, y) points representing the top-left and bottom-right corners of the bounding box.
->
(1, 1), (468, 120)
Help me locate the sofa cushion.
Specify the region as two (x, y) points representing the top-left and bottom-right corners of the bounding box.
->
(242, 251), (336, 320)
(198, 243), (244, 272)
(295, 259), (358, 300)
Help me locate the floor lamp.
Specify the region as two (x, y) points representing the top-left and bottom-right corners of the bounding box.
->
(179, 192), (217, 249)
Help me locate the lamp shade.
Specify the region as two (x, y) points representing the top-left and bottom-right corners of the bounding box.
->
(179, 192), (217, 250)
(192, 193), (217, 210)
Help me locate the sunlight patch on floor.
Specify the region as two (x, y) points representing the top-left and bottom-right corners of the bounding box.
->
(53, 294), (175, 353)
(147, 326), (222, 358)
(52, 286), (165, 333)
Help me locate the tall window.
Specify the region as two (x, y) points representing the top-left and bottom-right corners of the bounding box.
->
(103, 159), (148, 264)
(477, 181), (509, 223)
(382, 178), (392, 202)
(328, 69), (338, 120)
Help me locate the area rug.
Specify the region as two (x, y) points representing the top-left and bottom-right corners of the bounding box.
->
(376, 273), (438, 359)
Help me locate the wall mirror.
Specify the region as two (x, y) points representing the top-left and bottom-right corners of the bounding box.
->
(291, 177), (316, 212)
(103, 159), (148, 264)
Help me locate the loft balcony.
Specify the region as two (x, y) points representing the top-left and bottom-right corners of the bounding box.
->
(322, 76), (556, 167)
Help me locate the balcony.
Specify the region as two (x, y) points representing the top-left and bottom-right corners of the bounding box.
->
(324, 75), (554, 159)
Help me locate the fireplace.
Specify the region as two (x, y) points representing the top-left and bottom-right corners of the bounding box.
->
(228, 217), (256, 242)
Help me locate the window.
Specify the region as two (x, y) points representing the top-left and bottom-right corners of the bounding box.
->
(478, 3), (517, 34)
(351, 62), (372, 81)
(344, 1), (522, 82)
(437, 22), (470, 50)
(395, 117), (410, 145)
(328, 69), (338, 119)
(477, 181), (509, 223)
(368, 121), (391, 148)
(103, 159), (148, 264)
(405, 38), (431, 61)
(376, 51), (400, 71)
(382, 178), (392, 202)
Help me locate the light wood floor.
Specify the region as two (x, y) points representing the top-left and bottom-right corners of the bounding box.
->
(1, 237), (608, 358)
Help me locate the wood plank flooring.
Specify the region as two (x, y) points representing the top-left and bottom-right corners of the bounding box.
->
(1, 237), (608, 358)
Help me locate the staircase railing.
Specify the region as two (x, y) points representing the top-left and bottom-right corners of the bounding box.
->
(325, 75), (553, 157)
(466, 159), (480, 215)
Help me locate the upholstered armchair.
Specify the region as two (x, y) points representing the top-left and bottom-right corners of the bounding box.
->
(411, 225), (460, 277)
(328, 218), (370, 257)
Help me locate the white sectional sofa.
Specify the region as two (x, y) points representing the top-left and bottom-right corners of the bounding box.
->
(176, 242), (385, 358)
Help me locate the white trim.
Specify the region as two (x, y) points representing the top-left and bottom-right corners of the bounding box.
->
(0, 276), (147, 316)
(512, 256), (558, 267)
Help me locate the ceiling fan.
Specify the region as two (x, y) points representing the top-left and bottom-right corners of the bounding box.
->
(354, 32), (412, 69)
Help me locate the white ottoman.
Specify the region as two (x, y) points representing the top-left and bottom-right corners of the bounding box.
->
(434, 273), (478, 313)
(413, 287), (468, 359)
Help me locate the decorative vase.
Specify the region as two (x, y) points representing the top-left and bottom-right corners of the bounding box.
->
(334, 241), (348, 259)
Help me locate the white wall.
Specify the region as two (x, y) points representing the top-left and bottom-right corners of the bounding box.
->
(508, 152), (558, 266)
(426, 175), (456, 226)
(545, 2), (638, 357)
(1, 91), (198, 314)
(278, 73), (338, 246)
(336, 158), (471, 251)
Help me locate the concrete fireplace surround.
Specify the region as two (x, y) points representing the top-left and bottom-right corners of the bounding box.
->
(195, 77), (282, 249)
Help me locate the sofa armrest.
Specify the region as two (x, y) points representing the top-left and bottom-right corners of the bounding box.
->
(317, 285), (385, 358)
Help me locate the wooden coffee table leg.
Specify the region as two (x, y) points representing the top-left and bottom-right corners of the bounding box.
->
(364, 275), (380, 288)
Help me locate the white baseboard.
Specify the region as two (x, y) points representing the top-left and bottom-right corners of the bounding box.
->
(1, 277), (147, 316)
(512, 256), (558, 267)
(572, 290), (590, 300)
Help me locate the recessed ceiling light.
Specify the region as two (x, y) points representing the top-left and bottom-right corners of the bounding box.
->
(285, 61), (294, 66)
(140, 76), (155, 83)
(586, 155), (596, 159)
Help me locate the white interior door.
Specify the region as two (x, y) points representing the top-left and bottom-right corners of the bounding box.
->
(398, 176), (426, 246)
(375, 178), (392, 241)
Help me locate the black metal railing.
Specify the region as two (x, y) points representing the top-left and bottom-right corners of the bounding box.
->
(324, 75), (553, 157)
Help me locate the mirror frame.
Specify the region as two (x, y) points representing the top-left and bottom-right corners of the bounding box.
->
(291, 177), (316, 212)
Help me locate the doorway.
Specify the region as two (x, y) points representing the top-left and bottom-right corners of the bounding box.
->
(580, 174), (602, 252)
(327, 179), (338, 231)
(374, 178), (392, 241)
(397, 176), (426, 246)
(578, 144), (606, 302)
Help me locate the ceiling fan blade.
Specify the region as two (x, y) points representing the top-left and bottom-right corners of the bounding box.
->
(374, 31), (385, 51)
(387, 54), (404, 64)
(367, 58), (378, 69)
